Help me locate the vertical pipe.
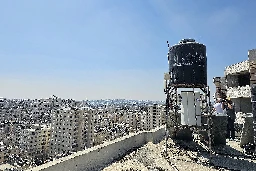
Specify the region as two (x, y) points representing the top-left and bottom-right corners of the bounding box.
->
(193, 87), (197, 129)
(165, 82), (169, 157)
(165, 40), (170, 157)
(175, 87), (178, 137)
(208, 86), (212, 159)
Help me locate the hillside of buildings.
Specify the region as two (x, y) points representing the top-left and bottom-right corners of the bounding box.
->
(0, 96), (165, 170)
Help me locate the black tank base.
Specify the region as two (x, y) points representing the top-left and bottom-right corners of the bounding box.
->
(170, 126), (193, 142)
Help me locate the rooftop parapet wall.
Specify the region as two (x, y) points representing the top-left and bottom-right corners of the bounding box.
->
(27, 126), (165, 171)
(224, 60), (249, 76)
(226, 85), (251, 98)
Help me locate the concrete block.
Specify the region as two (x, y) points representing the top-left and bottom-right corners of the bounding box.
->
(212, 115), (228, 146)
(240, 114), (254, 147)
(199, 116), (227, 146)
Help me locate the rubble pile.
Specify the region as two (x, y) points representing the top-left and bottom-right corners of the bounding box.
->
(103, 140), (217, 171)
(103, 138), (256, 171)
(235, 112), (247, 125)
(103, 142), (173, 171)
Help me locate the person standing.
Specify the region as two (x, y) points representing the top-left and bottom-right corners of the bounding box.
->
(213, 98), (224, 115)
(225, 100), (236, 140)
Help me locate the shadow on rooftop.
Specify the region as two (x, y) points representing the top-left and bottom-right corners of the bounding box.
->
(170, 139), (256, 171)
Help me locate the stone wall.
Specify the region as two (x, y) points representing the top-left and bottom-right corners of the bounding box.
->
(27, 126), (166, 171)
(212, 115), (228, 145)
(240, 114), (254, 147)
(226, 85), (251, 98)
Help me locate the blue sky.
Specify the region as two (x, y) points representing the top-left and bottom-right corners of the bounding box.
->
(0, 0), (256, 100)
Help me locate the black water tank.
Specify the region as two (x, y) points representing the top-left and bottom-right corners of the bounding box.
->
(169, 39), (207, 87)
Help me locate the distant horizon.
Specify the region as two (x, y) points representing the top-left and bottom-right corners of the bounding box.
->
(0, 96), (165, 102)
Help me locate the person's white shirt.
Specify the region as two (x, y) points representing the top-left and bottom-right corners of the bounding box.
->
(213, 102), (223, 114)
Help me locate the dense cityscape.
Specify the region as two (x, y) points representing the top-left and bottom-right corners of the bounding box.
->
(0, 96), (165, 170)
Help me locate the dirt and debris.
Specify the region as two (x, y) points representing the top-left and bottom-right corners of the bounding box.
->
(103, 138), (256, 171)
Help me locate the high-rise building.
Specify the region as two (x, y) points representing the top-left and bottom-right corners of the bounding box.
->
(50, 107), (95, 157)
(146, 104), (165, 130)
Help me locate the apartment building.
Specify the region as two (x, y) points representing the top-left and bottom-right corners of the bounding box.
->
(82, 107), (95, 148)
(152, 104), (164, 128)
(50, 107), (95, 157)
(136, 111), (143, 131)
(19, 124), (51, 159)
(37, 124), (51, 157)
(126, 111), (137, 132)
(50, 107), (80, 157)
(214, 60), (251, 113)
(144, 104), (165, 131)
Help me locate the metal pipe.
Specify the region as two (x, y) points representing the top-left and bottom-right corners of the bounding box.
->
(165, 88), (169, 157)
(207, 86), (213, 160)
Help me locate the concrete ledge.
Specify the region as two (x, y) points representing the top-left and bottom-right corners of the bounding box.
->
(27, 125), (166, 171)
(224, 60), (249, 76)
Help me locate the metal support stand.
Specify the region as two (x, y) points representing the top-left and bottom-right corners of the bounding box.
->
(165, 83), (169, 157)
(200, 86), (213, 157)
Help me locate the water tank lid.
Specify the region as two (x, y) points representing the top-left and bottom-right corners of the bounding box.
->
(179, 39), (196, 44)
